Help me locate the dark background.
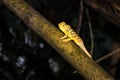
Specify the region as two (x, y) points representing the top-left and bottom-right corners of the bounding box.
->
(0, 0), (120, 80)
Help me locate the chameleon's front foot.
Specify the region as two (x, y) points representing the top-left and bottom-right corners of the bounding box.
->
(60, 35), (67, 39)
(60, 35), (72, 42)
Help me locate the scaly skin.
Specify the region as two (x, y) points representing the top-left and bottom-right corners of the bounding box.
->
(58, 22), (92, 58)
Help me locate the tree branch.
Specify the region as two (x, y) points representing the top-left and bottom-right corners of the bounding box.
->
(1, 0), (113, 79)
(84, 0), (120, 28)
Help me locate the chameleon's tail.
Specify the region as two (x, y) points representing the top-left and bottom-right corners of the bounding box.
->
(83, 47), (92, 58)
(78, 42), (92, 58)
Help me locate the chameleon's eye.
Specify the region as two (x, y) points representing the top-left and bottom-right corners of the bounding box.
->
(63, 24), (65, 27)
(62, 22), (66, 25)
(62, 23), (65, 27)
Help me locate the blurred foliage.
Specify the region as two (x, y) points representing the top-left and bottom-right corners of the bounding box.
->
(0, 0), (120, 80)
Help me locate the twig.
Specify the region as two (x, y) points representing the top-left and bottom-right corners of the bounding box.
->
(25, 71), (34, 80)
(76, 0), (83, 33)
(95, 48), (120, 63)
(85, 7), (94, 55)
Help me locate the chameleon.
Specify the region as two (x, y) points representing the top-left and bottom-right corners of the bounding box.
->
(58, 22), (92, 58)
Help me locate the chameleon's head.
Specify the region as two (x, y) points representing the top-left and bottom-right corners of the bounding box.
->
(58, 22), (70, 32)
(58, 22), (76, 38)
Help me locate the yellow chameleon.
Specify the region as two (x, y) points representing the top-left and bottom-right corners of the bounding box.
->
(58, 22), (92, 58)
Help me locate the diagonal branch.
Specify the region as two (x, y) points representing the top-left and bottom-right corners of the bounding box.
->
(84, 0), (120, 28)
(1, 0), (113, 79)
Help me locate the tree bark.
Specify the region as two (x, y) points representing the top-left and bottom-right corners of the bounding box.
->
(1, 0), (113, 80)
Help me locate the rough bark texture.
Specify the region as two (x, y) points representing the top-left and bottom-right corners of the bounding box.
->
(1, 0), (113, 80)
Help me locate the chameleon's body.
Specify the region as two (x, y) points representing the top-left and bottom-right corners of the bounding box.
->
(58, 22), (92, 58)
